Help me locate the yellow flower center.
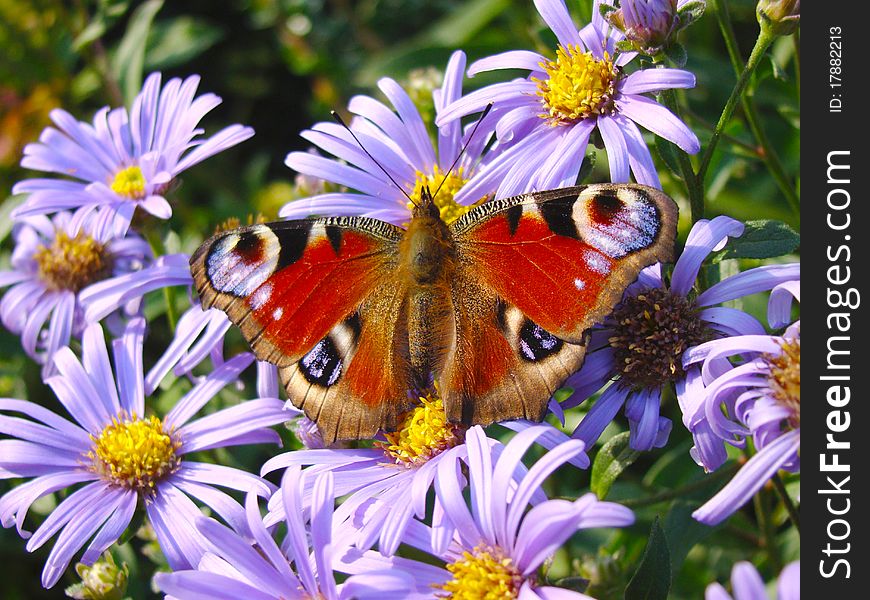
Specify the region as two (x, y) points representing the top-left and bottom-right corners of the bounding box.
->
(535, 45), (619, 125)
(408, 166), (479, 225)
(436, 545), (524, 599)
(34, 231), (113, 293)
(377, 391), (464, 468)
(766, 337), (800, 428)
(88, 414), (181, 494)
(110, 166), (147, 199)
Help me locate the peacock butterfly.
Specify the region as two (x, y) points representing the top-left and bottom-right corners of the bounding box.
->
(191, 183), (677, 443)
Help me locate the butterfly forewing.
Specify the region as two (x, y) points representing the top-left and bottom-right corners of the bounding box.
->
(190, 216), (417, 442)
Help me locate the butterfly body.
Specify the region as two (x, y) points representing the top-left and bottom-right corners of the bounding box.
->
(192, 184), (678, 443)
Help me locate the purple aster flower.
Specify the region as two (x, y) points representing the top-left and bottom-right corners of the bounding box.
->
(706, 561), (799, 600)
(155, 467), (417, 599)
(336, 425), (632, 598)
(436, 0), (700, 192)
(603, 1), (706, 56)
(261, 396), (589, 558)
(687, 289), (800, 525)
(565, 216), (799, 454)
(282, 50), (504, 226)
(0, 210), (150, 372)
(12, 72), (253, 234)
(0, 318), (289, 588)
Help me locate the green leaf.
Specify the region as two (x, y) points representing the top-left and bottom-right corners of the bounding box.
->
(144, 17), (224, 70)
(714, 219), (800, 261)
(625, 518), (671, 600)
(654, 135), (683, 179)
(662, 501), (714, 577)
(665, 42), (687, 68)
(111, 0), (164, 105)
(576, 151), (597, 184)
(677, 0), (706, 25)
(590, 432), (640, 500)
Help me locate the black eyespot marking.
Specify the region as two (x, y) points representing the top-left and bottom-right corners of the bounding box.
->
(494, 299), (508, 333)
(589, 189), (625, 227)
(275, 223), (311, 269)
(505, 204), (523, 236)
(234, 230), (263, 260)
(344, 312), (363, 343)
(300, 336), (342, 387)
(325, 225), (343, 255)
(539, 196), (580, 239)
(518, 320), (563, 362)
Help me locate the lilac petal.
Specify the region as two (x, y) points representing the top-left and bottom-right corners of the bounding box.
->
(1, 280), (44, 333)
(572, 384), (628, 447)
(145, 305), (215, 393)
(531, 584), (595, 599)
(49, 347), (115, 432)
(614, 114), (661, 188)
(165, 353), (255, 429)
(261, 449), (380, 474)
(41, 489), (127, 588)
(534, 119), (595, 189)
(700, 307), (766, 337)
(598, 116), (630, 182)
(155, 571), (275, 600)
(177, 462), (273, 497)
(311, 472), (339, 598)
(244, 490), (298, 585)
(436, 50), (466, 165)
(533, 0), (583, 47)
(705, 583), (733, 600)
(378, 494), (417, 556)
(139, 195), (173, 219)
(616, 94), (700, 154)
(627, 388), (661, 451)
(377, 78), (436, 169)
(0, 470), (95, 536)
(500, 421), (589, 469)
(281, 466), (319, 593)
(620, 69), (696, 95)
(174, 124), (255, 172)
(173, 478), (251, 538)
(339, 570), (415, 600)
(560, 346), (616, 410)
(21, 293), (56, 358)
(303, 125), (415, 184)
(346, 95), (422, 165)
(505, 439), (586, 549)
(257, 361), (280, 399)
(436, 81), (538, 126)
(465, 427), (495, 543)
(670, 216), (745, 297)
(574, 494), (635, 529)
(768, 280), (800, 329)
(496, 129), (565, 197)
(177, 398), (287, 453)
(79, 489), (137, 564)
(434, 452), (480, 548)
(82, 323), (122, 416)
(468, 50), (548, 76)
(44, 290), (75, 360)
(285, 152), (394, 198)
(514, 500), (583, 573)
(279, 193), (404, 221)
(0, 440), (82, 478)
(146, 482), (207, 570)
(0, 415), (87, 452)
(113, 317), (146, 416)
(693, 429), (801, 525)
(778, 561), (800, 600)
(731, 562), (767, 600)
(698, 263), (801, 307)
(26, 482), (113, 552)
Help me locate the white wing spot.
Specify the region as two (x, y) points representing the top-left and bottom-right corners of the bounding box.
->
(272, 307), (284, 320)
(574, 278), (586, 290)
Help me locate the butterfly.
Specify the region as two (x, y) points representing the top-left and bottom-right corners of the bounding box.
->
(191, 183), (677, 443)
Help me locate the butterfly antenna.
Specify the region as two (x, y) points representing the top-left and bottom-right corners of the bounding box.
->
(431, 103), (494, 201)
(330, 110), (418, 208)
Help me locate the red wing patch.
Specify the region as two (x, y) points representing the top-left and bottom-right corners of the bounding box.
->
(191, 219), (401, 366)
(452, 184), (677, 343)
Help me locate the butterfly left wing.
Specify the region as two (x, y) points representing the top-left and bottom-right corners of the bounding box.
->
(440, 184), (678, 425)
(190, 217), (417, 442)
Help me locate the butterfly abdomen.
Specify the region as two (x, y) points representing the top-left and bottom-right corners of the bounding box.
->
(400, 211), (458, 389)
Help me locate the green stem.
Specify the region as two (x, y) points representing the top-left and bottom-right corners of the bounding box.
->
(658, 87), (704, 223)
(710, 0), (799, 215)
(698, 0), (776, 188)
(620, 463), (739, 508)
(771, 472), (800, 533)
(754, 487), (782, 571)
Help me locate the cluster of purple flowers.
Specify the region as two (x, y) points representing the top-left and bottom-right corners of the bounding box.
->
(1, 0), (799, 597)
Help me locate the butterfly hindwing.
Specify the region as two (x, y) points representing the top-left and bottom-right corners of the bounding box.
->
(441, 183), (677, 424)
(191, 217), (415, 442)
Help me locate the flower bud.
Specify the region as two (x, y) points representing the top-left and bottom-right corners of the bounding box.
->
(65, 552), (129, 600)
(757, 0), (800, 36)
(604, 0), (705, 58)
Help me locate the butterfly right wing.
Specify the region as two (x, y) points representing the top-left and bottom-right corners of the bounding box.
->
(190, 217), (416, 442)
